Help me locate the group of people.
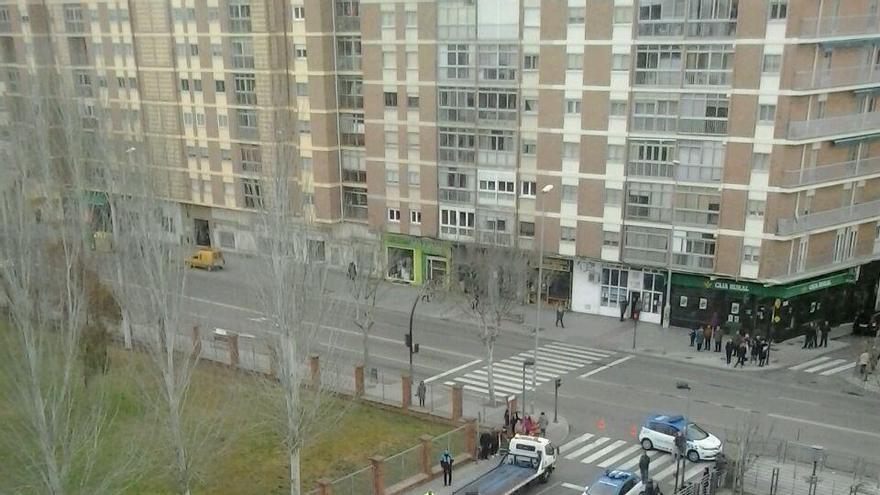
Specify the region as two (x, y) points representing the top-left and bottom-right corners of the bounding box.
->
(801, 320), (831, 349)
(689, 324), (724, 352)
(690, 325), (774, 368)
(503, 408), (549, 437)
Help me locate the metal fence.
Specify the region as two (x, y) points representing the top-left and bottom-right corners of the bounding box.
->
(430, 424), (470, 464)
(383, 444), (423, 489)
(329, 465), (374, 495)
(672, 468), (727, 495)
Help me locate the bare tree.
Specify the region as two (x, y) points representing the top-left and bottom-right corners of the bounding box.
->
(724, 414), (774, 495)
(348, 240), (384, 373)
(451, 244), (532, 403)
(0, 76), (137, 494)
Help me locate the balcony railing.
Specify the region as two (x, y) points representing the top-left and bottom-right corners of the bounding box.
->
(439, 188), (472, 203)
(799, 14), (880, 39)
(781, 156), (880, 187)
(336, 55), (362, 71)
(343, 205), (368, 220)
(787, 111), (880, 140)
(634, 70), (680, 86)
(777, 198), (880, 235)
(335, 15), (360, 32)
(637, 18), (735, 38)
(792, 65), (880, 90)
(637, 19), (685, 37)
(478, 231), (512, 247)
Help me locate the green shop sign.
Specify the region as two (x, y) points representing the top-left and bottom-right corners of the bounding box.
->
(673, 269), (856, 299)
(383, 233), (449, 257)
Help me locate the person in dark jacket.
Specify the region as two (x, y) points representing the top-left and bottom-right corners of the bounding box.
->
(620, 298), (629, 321)
(440, 450), (454, 486)
(819, 320), (830, 347)
(724, 339), (734, 365)
(714, 327), (723, 352)
(639, 449), (651, 482)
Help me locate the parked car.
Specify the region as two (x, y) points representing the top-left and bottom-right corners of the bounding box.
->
(853, 311), (879, 336)
(185, 248), (225, 271)
(581, 470), (643, 495)
(639, 414), (722, 462)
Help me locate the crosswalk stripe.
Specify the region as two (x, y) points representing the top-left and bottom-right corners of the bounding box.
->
(683, 464), (706, 483)
(534, 351), (593, 367)
(580, 355), (635, 378)
(545, 343), (615, 360)
(508, 355), (577, 373)
(511, 351), (580, 368)
(462, 375), (523, 394)
(565, 437), (610, 460)
(804, 358), (846, 373)
(788, 356), (831, 371)
(581, 440), (628, 464)
(598, 445), (643, 468)
(560, 433), (594, 452)
(492, 361), (557, 378)
(652, 459), (681, 482)
(617, 450), (663, 471)
(561, 482), (585, 492)
(475, 366), (542, 382)
(818, 361), (857, 376)
(454, 376), (524, 393)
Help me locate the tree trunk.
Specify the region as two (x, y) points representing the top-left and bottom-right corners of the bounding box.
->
(283, 332), (302, 495)
(485, 333), (496, 404)
(361, 327), (370, 372)
(289, 448), (302, 495)
(167, 380), (191, 495)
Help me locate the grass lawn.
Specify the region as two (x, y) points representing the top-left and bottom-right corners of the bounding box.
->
(0, 324), (452, 495)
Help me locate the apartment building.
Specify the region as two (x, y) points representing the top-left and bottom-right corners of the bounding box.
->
(1, 0), (879, 334)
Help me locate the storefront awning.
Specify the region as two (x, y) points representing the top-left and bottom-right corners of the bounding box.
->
(672, 268), (857, 300)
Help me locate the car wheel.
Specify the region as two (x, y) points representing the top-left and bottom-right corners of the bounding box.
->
(640, 438), (653, 450)
(687, 450), (700, 463)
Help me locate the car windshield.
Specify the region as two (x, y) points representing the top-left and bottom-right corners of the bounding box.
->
(686, 424), (709, 441)
(588, 481), (621, 495)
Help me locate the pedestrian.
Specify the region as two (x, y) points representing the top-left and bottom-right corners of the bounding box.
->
(819, 320), (830, 348)
(673, 431), (686, 461)
(734, 341), (747, 367)
(758, 339), (769, 367)
(522, 415), (533, 435)
(440, 449), (454, 486)
(714, 327), (723, 352)
(347, 261), (357, 280)
(703, 325), (713, 352)
(503, 408), (510, 432)
(750, 337), (760, 364)
(639, 448), (651, 482)
(690, 326), (698, 347)
(511, 411), (521, 434)
(417, 380), (427, 407)
(555, 304), (565, 328)
(724, 339), (734, 365)
(859, 351), (871, 381)
(695, 327), (705, 351)
(538, 412), (549, 437)
(620, 297), (629, 321)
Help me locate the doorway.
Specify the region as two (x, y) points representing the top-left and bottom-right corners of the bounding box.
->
(426, 256), (448, 284)
(194, 218), (211, 247)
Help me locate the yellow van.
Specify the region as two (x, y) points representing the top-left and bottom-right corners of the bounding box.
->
(185, 248), (225, 271)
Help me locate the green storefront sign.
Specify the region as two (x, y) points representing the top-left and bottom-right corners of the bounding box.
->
(383, 233), (451, 286)
(673, 269), (857, 299)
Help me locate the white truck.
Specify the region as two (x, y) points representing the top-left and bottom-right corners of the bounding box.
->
(453, 435), (557, 495)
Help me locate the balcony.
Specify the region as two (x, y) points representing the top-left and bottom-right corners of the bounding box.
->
(336, 55), (362, 71)
(637, 18), (735, 38)
(478, 231), (512, 247)
(792, 65), (880, 90)
(799, 14), (880, 40)
(780, 156), (880, 187)
(335, 15), (360, 32)
(777, 198), (880, 235)
(787, 111), (880, 140)
(439, 188), (472, 203)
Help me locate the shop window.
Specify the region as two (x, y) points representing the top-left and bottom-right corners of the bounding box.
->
(601, 267), (628, 308)
(388, 247), (415, 282)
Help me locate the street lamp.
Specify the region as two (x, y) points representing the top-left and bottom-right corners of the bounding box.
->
(675, 381), (692, 491)
(521, 357), (535, 420)
(532, 183), (554, 413)
(662, 161), (681, 356)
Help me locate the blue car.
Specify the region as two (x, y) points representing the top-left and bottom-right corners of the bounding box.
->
(581, 470), (644, 495)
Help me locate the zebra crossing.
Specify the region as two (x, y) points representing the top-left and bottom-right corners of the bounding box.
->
(444, 342), (618, 401)
(787, 356), (858, 376)
(559, 433), (707, 485)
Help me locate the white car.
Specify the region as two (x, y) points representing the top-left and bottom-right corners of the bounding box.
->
(638, 414), (722, 462)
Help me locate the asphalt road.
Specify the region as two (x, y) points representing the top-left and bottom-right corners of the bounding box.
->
(166, 260), (880, 493)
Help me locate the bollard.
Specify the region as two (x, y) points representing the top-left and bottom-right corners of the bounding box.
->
(370, 455), (385, 495)
(354, 364), (364, 397)
(317, 478), (332, 495)
(419, 435), (433, 476)
(451, 384), (463, 423)
(309, 353), (320, 387)
(402, 374), (412, 411)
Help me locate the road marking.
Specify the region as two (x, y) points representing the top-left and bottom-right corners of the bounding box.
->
(545, 342), (615, 357)
(778, 396), (817, 406)
(803, 358), (846, 373)
(617, 450), (662, 471)
(560, 433), (595, 452)
(565, 437), (609, 460)
(581, 440), (627, 464)
(561, 482), (584, 492)
(767, 414), (880, 440)
(597, 444), (642, 468)
(818, 361), (857, 376)
(652, 459), (680, 482)
(541, 346), (609, 361)
(579, 355), (635, 378)
(788, 356), (831, 371)
(425, 359), (482, 384)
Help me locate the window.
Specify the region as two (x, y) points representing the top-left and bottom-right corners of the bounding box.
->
(562, 185), (578, 203)
(442, 44), (470, 79)
(237, 109), (258, 129)
(743, 246), (760, 264)
(410, 210), (422, 224)
(298, 120), (311, 134)
(296, 82), (308, 96)
(439, 127), (476, 163)
(385, 129), (398, 147)
(308, 239), (325, 262)
(478, 89), (517, 121)
(216, 80), (226, 93)
(440, 208), (475, 237)
(635, 44), (683, 86)
(231, 37), (254, 69)
(228, 3), (252, 32)
(382, 51), (395, 68)
(406, 11), (417, 27)
(388, 208), (401, 222)
(218, 114), (228, 127)
(614, 6), (632, 23)
(407, 131), (419, 150)
(566, 99), (581, 115)
(769, 1), (787, 20)
(524, 54), (539, 70)
(181, 79), (190, 91)
(295, 46), (307, 58)
(566, 53), (583, 71)
(521, 181), (537, 197)
(747, 200), (766, 217)
(212, 44), (222, 57)
(607, 145), (625, 161)
(221, 149), (232, 161)
(240, 144), (261, 172)
(407, 96), (419, 108)
(386, 169), (399, 183)
(683, 45), (732, 86)
(563, 142), (579, 159)
(233, 74), (257, 105)
(478, 44), (518, 81)
(561, 227), (577, 242)
(196, 113), (205, 126)
(384, 91), (398, 107)
(522, 141), (537, 155)
(190, 43), (199, 56)
(192, 79), (202, 92)
(183, 113), (193, 126)
(129, 77), (137, 89)
(605, 189), (622, 206)
(833, 227), (857, 262)
(758, 104), (776, 122)
(523, 98), (538, 113)
(752, 152), (770, 171)
(612, 54), (630, 71)
(408, 167), (420, 185)
(568, 7), (586, 24)
(382, 11), (395, 27)
(242, 178), (263, 209)
(610, 102), (627, 117)
(603, 231), (620, 247)
(301, 157), (313, 171)
(293, 6), (305, 20)
(519, 221), (535, 237)
(762, 54), (781, 73)
(117, 77), (126, 89)
(406, 50), (418, 69)
(64, 5), (85, 32)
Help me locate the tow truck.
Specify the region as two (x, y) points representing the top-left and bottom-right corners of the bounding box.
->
(453, 435), (557, 495)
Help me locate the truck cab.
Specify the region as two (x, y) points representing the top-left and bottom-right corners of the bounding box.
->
(506, 435), (557, 482)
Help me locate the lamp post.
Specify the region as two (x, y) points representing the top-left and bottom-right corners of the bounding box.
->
(532, 184), (554, 414)
(662, 160), (681, 356)
(521, 357), (535, 420)
(675, 381), (692, 491)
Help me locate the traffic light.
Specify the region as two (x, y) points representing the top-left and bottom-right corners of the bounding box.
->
(413, 343), (420, 354)
(405, 333), (412, 348)
(555, 377), (562, 389)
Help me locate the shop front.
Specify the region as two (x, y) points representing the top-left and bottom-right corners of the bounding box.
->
(383, 234), (451, 286)
(529, 256), (573, 308)
(571, 260), (666, 324)
(670, 269), (858, 341)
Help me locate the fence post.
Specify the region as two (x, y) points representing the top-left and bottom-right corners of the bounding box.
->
(228, 334), (240, 368)
(191, 325), (201, 359)
(464, 418), (477, 458)
(451, 384), (463, 423)
(370, 455), (386, 495)
(355, 364), (364, 396)
(317, 478), (332, 495)
(419, 434), (433, 476)
(310, 353), (320, 387)
(402, 374), (412, 411)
